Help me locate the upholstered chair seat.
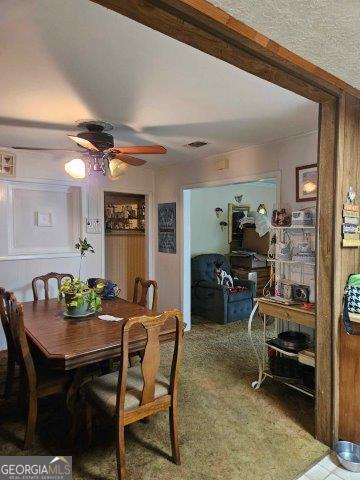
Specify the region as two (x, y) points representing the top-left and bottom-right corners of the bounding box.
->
(82, 365), (170, 416)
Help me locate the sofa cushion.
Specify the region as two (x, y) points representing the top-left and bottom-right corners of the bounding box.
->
(82, 365), (170, 416)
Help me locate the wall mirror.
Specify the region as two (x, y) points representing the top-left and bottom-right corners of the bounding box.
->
(228, 203), (251, 243)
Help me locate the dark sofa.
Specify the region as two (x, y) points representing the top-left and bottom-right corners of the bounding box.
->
(191, 254), (256, 324)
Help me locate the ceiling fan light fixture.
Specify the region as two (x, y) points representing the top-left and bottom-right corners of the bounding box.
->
(108, 157), (128, 179)
(64, 158), (86, 179)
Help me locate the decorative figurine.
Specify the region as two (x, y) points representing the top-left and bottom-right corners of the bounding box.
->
(347, 186), (356, 205)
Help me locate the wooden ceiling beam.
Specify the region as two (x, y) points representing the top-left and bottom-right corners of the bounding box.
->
(151, 0), (360, 100)
(90, 0), (339, 104)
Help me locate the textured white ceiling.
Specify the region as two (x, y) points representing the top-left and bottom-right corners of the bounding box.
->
(210, 0), (360, 89)
(0, 0), (318, 166)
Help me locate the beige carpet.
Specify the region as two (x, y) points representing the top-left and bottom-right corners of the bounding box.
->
(0, 317), (328, 480)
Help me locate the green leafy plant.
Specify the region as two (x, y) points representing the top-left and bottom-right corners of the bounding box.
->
(59, 277), (103, 312)
(75, 237), (95, 278)
(59, 238), (102, 314)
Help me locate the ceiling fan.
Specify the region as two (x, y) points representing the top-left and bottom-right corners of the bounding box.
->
(4, 120), (167, 179)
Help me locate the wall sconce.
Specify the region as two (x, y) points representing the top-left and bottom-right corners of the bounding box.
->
(220, 221), (228, 231)
(215, 207), (223, 218)
(257, 203), (267, 215)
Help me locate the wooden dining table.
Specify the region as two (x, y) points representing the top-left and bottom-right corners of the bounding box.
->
(23, 297), (177, 371)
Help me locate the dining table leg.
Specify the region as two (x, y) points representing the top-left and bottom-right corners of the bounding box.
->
(66, 366), (100, 446)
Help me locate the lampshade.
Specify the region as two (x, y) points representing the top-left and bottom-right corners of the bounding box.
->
(108, 158), (128, 179)
(64, 158), (86, 179)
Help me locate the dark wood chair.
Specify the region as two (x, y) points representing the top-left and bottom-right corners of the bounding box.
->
(82, 309), (184, 480)
(0, 287), (18, 399)
(130, 277), (159, 366)
(5, 291), (71, 449)
(32, 272), (74, 301)
(132, 277), (158, 312)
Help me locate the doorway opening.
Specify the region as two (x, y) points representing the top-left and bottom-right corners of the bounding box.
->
(182, 172), (281, 329)
(183, 163), (318, 436)
(104, 191), (146, 301)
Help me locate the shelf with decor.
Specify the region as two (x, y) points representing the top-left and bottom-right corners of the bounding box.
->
(270, 226), (316, 230)
(248, 297), (316, 396)
(267, 258), (316, 266)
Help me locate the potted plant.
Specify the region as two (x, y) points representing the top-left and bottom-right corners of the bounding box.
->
(59, 238), (103, 317)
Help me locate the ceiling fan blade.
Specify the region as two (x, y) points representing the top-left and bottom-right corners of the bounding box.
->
(109, 145), (166, 155)
(4, 146), (80, 152)
(113, 154), (147, 166)
(67, 135), (99, 151)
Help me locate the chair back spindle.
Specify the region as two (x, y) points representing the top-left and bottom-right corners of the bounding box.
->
(117, 309), (183, 416)
(32, 272), (74, 301)
(6, 292), (37, 393)
(132, 277), (158, 312)
(0, 288), (13, 352)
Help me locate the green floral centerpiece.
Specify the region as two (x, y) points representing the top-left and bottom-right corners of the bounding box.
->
(59, 238), (103, 317)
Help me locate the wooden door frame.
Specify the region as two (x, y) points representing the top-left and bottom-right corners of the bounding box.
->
(91, 0), (360, 446)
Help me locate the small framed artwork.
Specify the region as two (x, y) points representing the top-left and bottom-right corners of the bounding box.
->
(36, 211), (53, 227)
(0, 152), (15, 177)
(158, 202), (176, 253)
(296, 164), (318, 202)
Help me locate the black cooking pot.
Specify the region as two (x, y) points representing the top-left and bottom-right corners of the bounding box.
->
(277, 331), (308, 352)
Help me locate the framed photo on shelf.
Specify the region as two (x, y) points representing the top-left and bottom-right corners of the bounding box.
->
(296, 164), (318, 202)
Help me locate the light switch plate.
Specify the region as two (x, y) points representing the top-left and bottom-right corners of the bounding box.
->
(86, 218), (102, 234)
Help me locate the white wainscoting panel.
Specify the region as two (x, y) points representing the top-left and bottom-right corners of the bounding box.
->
(7, 183), (81, 255)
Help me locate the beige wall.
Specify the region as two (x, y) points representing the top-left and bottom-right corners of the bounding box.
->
(191, 182), (277, 256)
(154, 131), (318, 311)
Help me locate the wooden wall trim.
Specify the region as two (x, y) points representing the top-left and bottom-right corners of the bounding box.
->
(338, 94), (360, 443)
(91, 0), (359, 101)
(316, 99), (337, 445)
(91, 0), (334, 103)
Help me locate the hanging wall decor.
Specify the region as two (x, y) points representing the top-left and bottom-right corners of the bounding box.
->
(296, 164), (318, 202)
(104, 193), (145, 235)
(158, 202), (176, 253)
(342, 187), (360, 247)
(0, 152), (15, 177)
(215, 207), (223, 218)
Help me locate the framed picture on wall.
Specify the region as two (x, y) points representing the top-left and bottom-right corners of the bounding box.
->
(104, 192), (145, 234)
(296, 164), (318, 202)
(158, 202), (176, 253)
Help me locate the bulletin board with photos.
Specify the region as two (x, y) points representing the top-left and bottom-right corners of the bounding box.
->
(104, 192), (145, 234)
